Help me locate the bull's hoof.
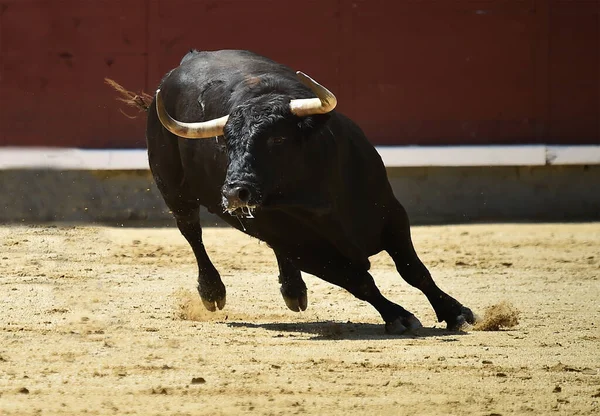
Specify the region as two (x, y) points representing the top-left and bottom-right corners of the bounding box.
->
(198, 281), (226, 312)
(281, 288), (308, 312)
(445, 306), (477, 331)
(385, 315), (423, 335)
(201, 295), (226, 312)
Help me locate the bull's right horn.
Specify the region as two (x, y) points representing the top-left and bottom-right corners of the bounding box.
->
(155, 89), (229, 139)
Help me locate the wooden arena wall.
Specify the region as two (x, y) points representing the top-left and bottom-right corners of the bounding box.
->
(0, 0), (598, 148)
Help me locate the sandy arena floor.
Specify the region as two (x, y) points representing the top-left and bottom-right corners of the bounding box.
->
(0, 223), (599, 415)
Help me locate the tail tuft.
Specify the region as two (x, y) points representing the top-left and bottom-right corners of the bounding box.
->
(104, 78), (153, 116)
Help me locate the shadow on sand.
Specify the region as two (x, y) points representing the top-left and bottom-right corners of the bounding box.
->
(226, 320), (468, 341)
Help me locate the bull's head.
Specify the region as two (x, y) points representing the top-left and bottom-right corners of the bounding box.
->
(155, 72), (337, 217)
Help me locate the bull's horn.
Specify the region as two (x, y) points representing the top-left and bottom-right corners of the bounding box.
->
(289, 71), (337, 117)
(155, 89), (229, 139)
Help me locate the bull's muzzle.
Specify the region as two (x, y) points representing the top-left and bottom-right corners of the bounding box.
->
(221, 182), (260, 214)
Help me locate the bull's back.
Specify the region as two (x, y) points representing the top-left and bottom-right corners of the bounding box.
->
(179, 49), (294, 79)
(162, 50), (312, 122)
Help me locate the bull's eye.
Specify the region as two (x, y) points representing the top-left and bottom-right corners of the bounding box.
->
(268, 137), (285, 146)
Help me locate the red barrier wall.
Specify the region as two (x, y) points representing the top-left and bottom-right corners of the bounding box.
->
(0, 0), (598, 148)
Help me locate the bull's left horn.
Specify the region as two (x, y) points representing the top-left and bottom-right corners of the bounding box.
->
(289, 71), (337, 117)
(155, 89), (229, 139)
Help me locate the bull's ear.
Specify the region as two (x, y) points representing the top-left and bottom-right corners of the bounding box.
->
(298, 113), (330, 136)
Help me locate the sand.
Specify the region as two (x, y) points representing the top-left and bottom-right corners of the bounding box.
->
(1, 222), (599, 415)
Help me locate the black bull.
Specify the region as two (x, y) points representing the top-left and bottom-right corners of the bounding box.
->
(110, 49), (476, 334)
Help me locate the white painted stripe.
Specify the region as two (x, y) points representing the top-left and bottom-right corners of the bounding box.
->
(377, 145), (547, 167)
(0, 148), (148, 170)
(546, 145), (600, 165)
(0, 145), (598, 169)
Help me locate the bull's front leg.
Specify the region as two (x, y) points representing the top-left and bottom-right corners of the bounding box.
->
(274, 251), (307, 312)
(175, 209), (226, 311)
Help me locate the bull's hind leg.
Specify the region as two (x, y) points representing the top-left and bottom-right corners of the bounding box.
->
(384, 201), (475, 330)
(173, 207), (226, 311)
(339, 269), (423, 334)
(274, 252), (307, 312)
(301, 255), (422, 334)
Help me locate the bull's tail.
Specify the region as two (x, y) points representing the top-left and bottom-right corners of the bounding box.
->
(104, 78), (153, 117)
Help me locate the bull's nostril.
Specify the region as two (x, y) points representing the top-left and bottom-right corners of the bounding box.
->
(236, 187), (250, 203)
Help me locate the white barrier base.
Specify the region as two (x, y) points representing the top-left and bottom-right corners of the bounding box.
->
(1, 145), (599, 170)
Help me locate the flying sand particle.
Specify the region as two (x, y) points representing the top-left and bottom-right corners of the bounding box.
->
(473, 301), (520, 331)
